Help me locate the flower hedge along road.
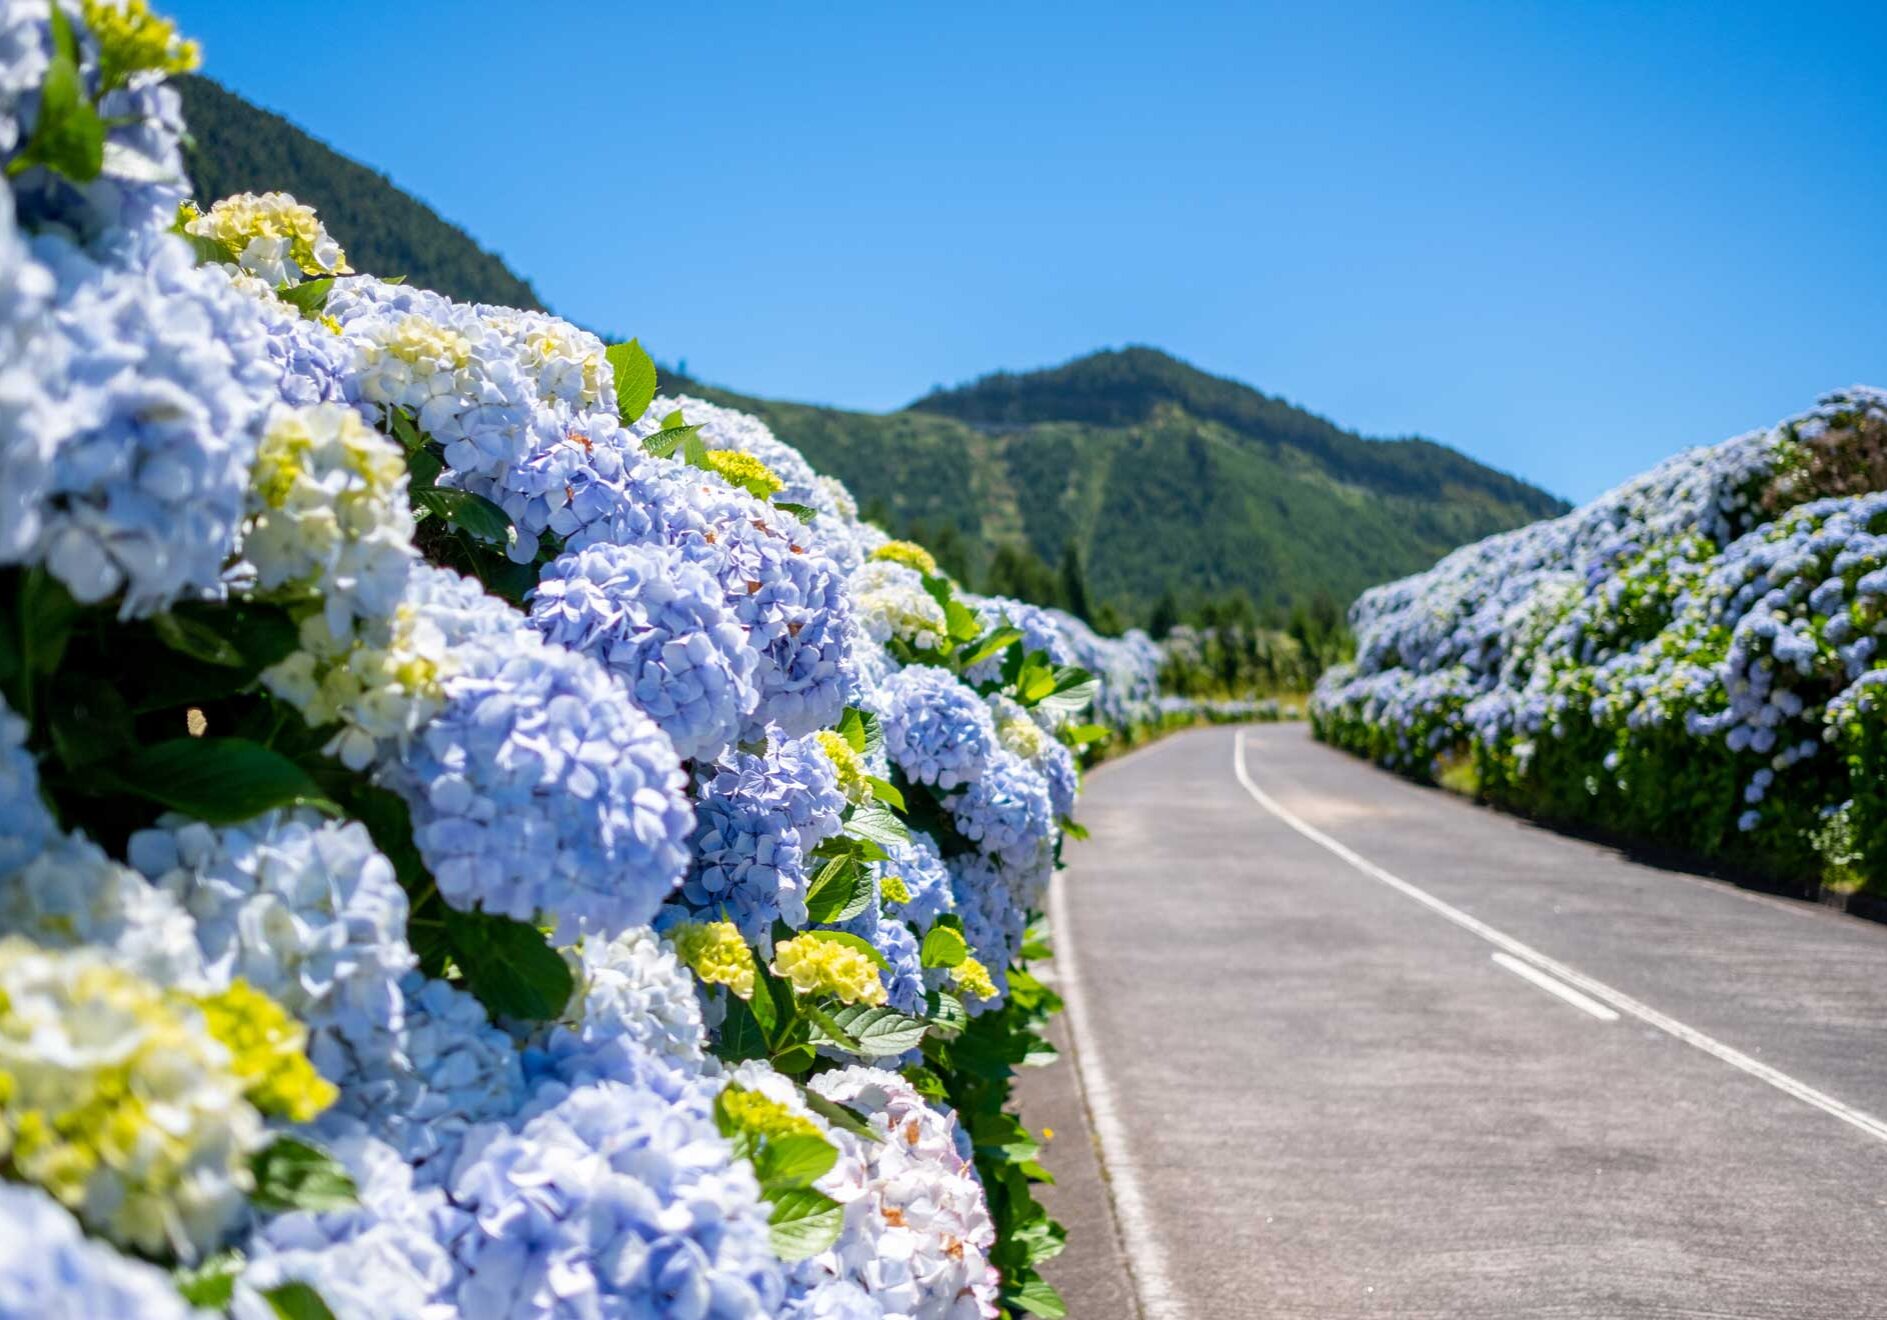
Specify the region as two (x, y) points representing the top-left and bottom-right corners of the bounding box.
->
(0, 3), (1168, 1317)
(1313, 388), (1887, 897)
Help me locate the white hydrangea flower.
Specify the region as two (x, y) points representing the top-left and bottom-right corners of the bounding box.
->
(0, 830), (204, 989)
(0, 937), (265, 1259)
(244, 402), (418, 642)
(849, 558), (948, 651)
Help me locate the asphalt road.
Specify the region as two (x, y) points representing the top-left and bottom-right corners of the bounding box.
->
(1044, 723), (1887, 1319)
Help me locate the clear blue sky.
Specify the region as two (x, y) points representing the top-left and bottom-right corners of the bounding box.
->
(166, 0), (1884, 502)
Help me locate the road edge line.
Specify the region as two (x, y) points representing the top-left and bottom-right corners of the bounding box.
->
(1232, 730), (1887, 1148)
(1047, 865), (1187, 1320)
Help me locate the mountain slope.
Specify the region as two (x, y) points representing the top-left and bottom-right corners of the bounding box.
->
(175, 76), (545, 310)
(180, 81), (1566, 619)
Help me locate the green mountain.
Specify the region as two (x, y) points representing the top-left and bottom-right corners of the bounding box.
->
(179, 78), (1567, 622)
(175, 76), (544, 310)
(681, 354), (1566, 618)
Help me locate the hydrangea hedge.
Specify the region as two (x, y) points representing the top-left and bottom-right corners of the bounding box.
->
(1313, 388), (1887, 895)
(0, 4), (1165, 1315)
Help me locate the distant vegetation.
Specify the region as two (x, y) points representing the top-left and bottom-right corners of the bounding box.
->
(176, 76), (545, 310)
(182, 79), (1567, 642)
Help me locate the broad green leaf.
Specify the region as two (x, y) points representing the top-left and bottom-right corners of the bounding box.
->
(767, 1188), (845, 1261)
(924, 990), (968, 1039)
(407, 444), (444, 490)
(803, 855), (870, 925)
(1063, 723), (1111, 747)
(958, 626), (1023, 672)
(714, 994), (770, 1063)
(47, 675), (134, 770)
(801, 1001), (862, 1053)
(1061, 818), (1091, 841)
(174, 1252), (244, 1308)
(249, 1137), (358, 1213)
(773, 501), (815, 521)
(388, 408), (427, 455)
(769, 1042), (816, 1074)
(846, 800), (909, 848)
(820, 1004), (929, 1056)
(1014, 653), (1058, 705)
(1006, 1276), (1069, 1318)
(275, 277), (335, 319)
(1036, 669), (1100, 721)
(443, 908), (573, 1020)
(605, 339), (658, 423)
(641, 422), (700, 460)
(6, 8), (103, 183)
(754, 1133), (839, 1189)
(413, 488), (514, 545)
(863, 776), (905, 812)
(919, 923), (969, 969)
(178, 230), (238, 266)
(152, 611), (245, 667)
(681, 432), (711, 471)
(114, 738), (336, 824)
(943, 596), (981, 644)
(899, 1063), (950, 1102)
(661, 408), (687, 429)
(263, 1281), (339, 1320)
(836, 707), (868, 754)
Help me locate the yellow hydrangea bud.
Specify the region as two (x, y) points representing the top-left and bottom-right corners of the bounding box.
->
(718, 1085), (825, 1144)
(703, 449), (783, 500)
(771, 935), (886, 1007)
(194, 981), (337, 1124)
(880, 874), (912, 906)
(670, 921), (757, 1000)
(952, 956), (998, 1001)
(869, 540), (939, 578)
(84, 0), (200, 91)
(814, 730), (872, 805)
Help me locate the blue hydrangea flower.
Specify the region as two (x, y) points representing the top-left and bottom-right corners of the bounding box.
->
(316, 972), (526, 1186)
(522, 927), (708, 1090)
(876, 664), (997, 790)
(381, 565), (694, 943)
(443, 1075), (785, 1319)
(530, 541), (760, 762)
(0, 1184), (198, 1320)
(237, 1119), (460, 1320)
(679, 733), (848, 941)
(873, 828), (955, 933)
(0, 694), (50, 876)
(949, 748), (1056, 872)
(127, 810), (415, 1057)
(4, 230), (277, 614)
(949, 853), (1029, 1009)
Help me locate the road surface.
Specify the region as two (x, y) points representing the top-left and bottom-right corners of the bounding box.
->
(1034, 723), (1887, 1319)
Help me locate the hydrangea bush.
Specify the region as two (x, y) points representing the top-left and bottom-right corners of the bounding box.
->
(1313, 390), (1887, 893)
(0, 5), (1157, 1313)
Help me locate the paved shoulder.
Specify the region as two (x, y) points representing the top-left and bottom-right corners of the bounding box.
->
(1054, 724), (1887, 1319)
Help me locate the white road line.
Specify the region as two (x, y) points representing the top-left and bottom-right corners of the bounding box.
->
(1231, 729), (1887, 1148)
(1047, 867), (1187, 1320)
(1491, 951), (1620, 1021)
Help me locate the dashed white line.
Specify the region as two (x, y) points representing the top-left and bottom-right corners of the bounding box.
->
(1047, 866), (1187, 1320)
(1491, 951), (1620, 1021)
(1232, 729), (1887, 1148)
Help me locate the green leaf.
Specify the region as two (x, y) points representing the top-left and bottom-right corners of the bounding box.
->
(818, 1003), (930, 1057)
(263, 1281), (339, 1320)
(407, 444), (444, 490)
(799, 929), (890, 973)
(924, 989), (968, 1038)
(767, 1188), (845, 1261)
(1006, 1276), (1069, 1318)
(773, 502), (815, 521)
(178, 230), (239, 266)
(799, 1089), (882, 1143)
(681, 432), (711, 471)
(47, 675), (135, 770)
(275, 277), (335, 319)
(16, 568), (79, 682)
(919, 923), (969, 969)
(1014, 653), (1058, 705)
(413, 487), (514, 545)
(943, 596), (982, 645)
(846, 800), (909, 848)
(1036, 669), (1100, 721)
(1063, 723), (1111, 747)
(443, 907), (573, 1020)
(641, 422), (700, 460)
(714, 993), (770, 1063)
(6, 7), (104, 183)
(754, 1133), (839, 1189)
(769, 1041), (816, 1074)
(388, 408), (427, 455)
(836, 706), (868, 754)
(152, 611), (246, 667)
(249, 1137), (358, 1214)
(863, 776), (905, 812)
(803, 855), (870, 925)
(661, 408), (687, 429)
(1061, 817), (1090, 841)
(958, 626), (1024, 672)
(114, 738), (336, 823)
(174, 1251), (244, 1308)
(605, 339), (658, 423)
